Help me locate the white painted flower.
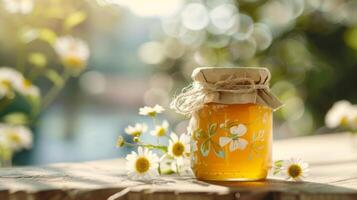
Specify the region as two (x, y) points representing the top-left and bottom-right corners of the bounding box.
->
(168, 132), (190, 158)
(171, 157), (193, 175)
(139, 104), (165, 117)
(0, 124), (33, 152)
(126, 147), (159, 180)
(54, 36), (90, 72)
(150, 120), (169, 137)
(3, 0), (34, 14)
(280, 158), (309, 181)
(325, 100), (354, 128)
(124, 123), (147, 137)
(219, 124), (248, 152)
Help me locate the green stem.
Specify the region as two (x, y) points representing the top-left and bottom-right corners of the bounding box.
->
(42, 70), (71, 109)
(125, 142), (167, 152)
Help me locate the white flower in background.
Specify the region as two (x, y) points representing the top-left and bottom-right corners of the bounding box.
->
(168, 132), (190, 159)
(0, 67), (38, 98)
(116, 135), (125, 148)
(325, 100), (356, 128)
(3, 0), (34, 14)
(0, 67), (22, 97)
(192, 140), (198, 152)
(126, 147), (159, 180)
(124, 123), (147, 137)
(219, 124), (248, 152)
(13, 78), (40, 98)
(54, 36), (90, 71)
(150, 120), (169, 137)
(171, 156), (192, 175)
(0, 124), (33, 152)
(280, 158), (309, 181)
(139, 104), (165, 117)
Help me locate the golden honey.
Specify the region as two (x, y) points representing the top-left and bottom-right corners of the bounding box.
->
(192, 103), (272, 181)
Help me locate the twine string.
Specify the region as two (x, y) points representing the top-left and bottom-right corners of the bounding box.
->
(170, 76), (268, 116)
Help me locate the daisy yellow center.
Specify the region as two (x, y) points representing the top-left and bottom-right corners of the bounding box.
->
(156, 127), (166, 136)
(288, 164), (302, 178)
(8, 133), (21, 145)
(340, 116), (349, 127)
(63, 56), (84, 69)
(23, 79), (32, 89)
(1, 80), (11, 89)
(172, 142), (185, 157)
(135, 157), (150, 173)
(148, 111), (157, 117)
(131, 131), (141, 137)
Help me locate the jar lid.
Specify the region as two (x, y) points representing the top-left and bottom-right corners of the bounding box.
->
(171, 67), (283, 115)
(192, 67), (270, 84)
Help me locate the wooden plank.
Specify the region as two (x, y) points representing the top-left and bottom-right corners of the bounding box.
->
(0, 133), (356, 199)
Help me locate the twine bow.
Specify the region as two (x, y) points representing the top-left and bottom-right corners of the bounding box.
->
(170, 75), (269, 116)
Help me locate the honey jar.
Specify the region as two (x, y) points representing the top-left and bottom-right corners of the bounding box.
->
(171, 67), (282, 181)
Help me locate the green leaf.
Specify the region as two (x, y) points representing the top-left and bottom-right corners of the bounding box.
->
(28, 53), (47, 68)
(45, 70), (64, 87)
(274, 160), (284, 168)
(39, 29), (57, 45)
(64, 11), (87, 29)
(208, 123), (217, 136)
(3, 112), (30, 125)
(200, 140), (210, 157)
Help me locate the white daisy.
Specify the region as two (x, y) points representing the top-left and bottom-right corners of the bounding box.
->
(116, 135), (125, 148)
(192, 140), (198, 152)
(124, 123), (147, 137)
(280, 158), (309, 181)
(3, 0), (34, 14)
(150, 120), (169, 137)
(158, 153), (174, 174)
(0, 124), (33, 152)
(0, 67), (40, 98)
(139, 104), (165, 117)
(168, 132), (190, 158)
(13, 78), (40, 98)
(325, 100), (353, 128)
(171, 157), (193, 175)
(219, 124), (248, 152)
(0, 67), (23, 97)
(126, 147), (159, 180)
(54, 36), (90, 72)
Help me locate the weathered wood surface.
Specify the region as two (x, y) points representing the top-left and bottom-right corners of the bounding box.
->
(1, 133), (357, 200)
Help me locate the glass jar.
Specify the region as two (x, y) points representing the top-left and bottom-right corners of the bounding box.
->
(171, 67), (282, 181)
(192, 103), (272, 181)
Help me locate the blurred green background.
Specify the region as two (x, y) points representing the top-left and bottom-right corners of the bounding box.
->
(0, 0), (356, 165)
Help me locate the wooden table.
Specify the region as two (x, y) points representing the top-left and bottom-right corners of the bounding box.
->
(1, 133), (357, 200)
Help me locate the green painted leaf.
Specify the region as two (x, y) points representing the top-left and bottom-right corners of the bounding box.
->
(211, 142), (225, 158)
(200, 140), (210, 157)
(208, 123), (217, 136)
